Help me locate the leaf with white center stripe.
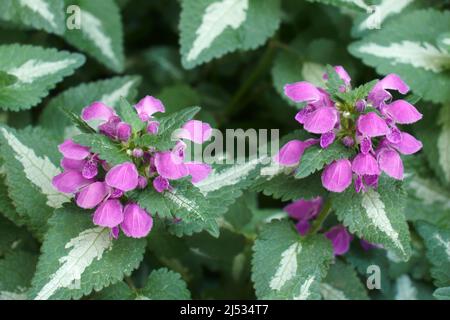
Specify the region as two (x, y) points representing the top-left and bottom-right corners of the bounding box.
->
(416, 222), (450, 288)
(0, 126), (69, 237)
(0, 0), (65, 35)
(180, 0), (281, 69)
(331, 176), (411, 260)
(306, 0), (371, 12)
(29, 205), (146, 300)
(353, 0), (416, 35)
(39, 76), (141, 140)
(0, 45), (85, 111)
(349, 9), (450, 103)
(437, 106), (450, 184)
(62, 0), (124, 72)
(252, 220), (333, 299)
(0, 250), (37, 300)
(321, 260), (368, 300)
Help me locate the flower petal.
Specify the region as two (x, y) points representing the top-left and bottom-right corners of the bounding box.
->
(52, 170), (92, 194)
(76, 181), (108, 209)
(185, 162), (212, 183)
(357, 112), (389, 137)
(391, 132), (423, 155)
(296, 220), (311, 236)
(321, 159), (353, 192)
(58, 139), (90, 160)
(284, 197), (323, 221)
(105, 162), (139, 192)
(81, 102), (115, 122)
(378, 148), (403, 180)
(60, 158), (86, 171)
(121, 203), (153, 238)
(93, 199), (124, 228)
(153, 176), (170, 193)
(284, 82), (322, 103)
(135, 96), (165, 121)
(352, 153), (380, 176)
(116, 122), (132, 142)
(303, 107), (338, 134)
(320, 131), (335, 149)
(274, 139), (315, 166)
(154, 151), (189, 180)
(178, 120), (212, 144)
(384, 100), (422, 124)
(325, 225), (352, 256)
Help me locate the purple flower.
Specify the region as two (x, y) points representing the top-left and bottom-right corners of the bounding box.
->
(284, 197), (323, 235)
(52, 170), (93, 194)
(351, 153), (380, 176)
(357, 112), (389, 137)
(178, 120), (212, 144)
(368, 74), (409, 108)
(58, 139), (90, 160)
(93, 199), (124, 228)
(274, 139), (318, 166)
(76, 181), (109, 209)
(377, 148), (404, 180)
(81, 102), (116, 123)
(185, 162), (212, 184)
(360, 239), (383, 251)
(321, 159), (353, 193)
(153, 176), (170, 193)
(105, 162), (139, 192)
(121, 203), (153, 238)
(325, 225), (352, 255)
(382, 100), (422, 124)
(320, 131), (335, 149)
(134, 95), (165, 121)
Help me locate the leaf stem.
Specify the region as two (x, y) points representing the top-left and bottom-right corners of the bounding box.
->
(309, 199), (332, 234)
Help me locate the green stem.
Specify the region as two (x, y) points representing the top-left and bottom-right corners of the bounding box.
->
(224, 42), (276, 119)
(125, 276), (137, 292)
(309, 200), (332, 234)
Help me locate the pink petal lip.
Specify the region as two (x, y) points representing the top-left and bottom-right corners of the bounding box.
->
(121, 203), (153, 238)
(76, 181), (109, 209)
(135, 95), (165, 120)
(303, 107), (338, 134)
(274, 139), (317, 166)
(384, 100), (422, 124)
(351, 153), (380, 176)
(81, 102), (115, 123)
(93, 199), (124, 228)
(284, 197), (323, 221)
(378, 148), (404, 180)
(52, 170), (92, 194)
(357, 112), (389, 137)
(284, 82), (322, 103)
(325, 225), (352, 255)
(58, 139), (90, 160)
(390, 132), (422, 155)
(185, 162), (212, 183)
(105, 162), (139, 192)
(321, 159), (353, 193)
(178, 120), (212, 144)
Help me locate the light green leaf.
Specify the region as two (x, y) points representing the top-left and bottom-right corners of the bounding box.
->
(180, 0), (281, 69)
(295, 144), (355, 179)
(73, 133), (131, 166)
(139, 268), (191, 300)
(306, 0), (372, 12)
(252, 220), (333, 299)
(0, 0), (65, 35)
(0, 44), (85, 111)
(0, 126), (70, 237)
(39, 76), (141, 140)
(94, 281), (133, 300)
(0, 250), (37, 300)
(321, 260), (368, 300)
(437, 106), (450, 183)
(434, 287), (450, 300)
(62, 0), (124, 72)
(416, 221), (450, 288)
(116, 97), (145, 134)
(349, 9), (450, 103)
(29, 205), (146, 300)
(0, 71), (17, 88)
(331, 176), (411, 260)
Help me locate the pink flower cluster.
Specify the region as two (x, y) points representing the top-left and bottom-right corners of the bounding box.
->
(276, 67), (423, 193)
(284, 198), (381, 255)
(52, 96), (213, 239)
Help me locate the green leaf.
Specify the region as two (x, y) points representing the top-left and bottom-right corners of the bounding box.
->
(0, 71), (17, 88)
(416, 221), (450, 288)
(0, 0), (65, 35)
(434, 287), (450, 300)
(0, 126), (70, 237)
(349, 9), (450, 103)
(180, 0), (281, 69)
(0, 216), (30, 256)
(93, 281), (133, 300)
(295, 144), (355, 179)
(60, 107), (96, 135)
(306, 0), (371, 12)
(0, 44), (85, 111)
(29, 205), (146, 300)
(325, 64), (345, 98)
(321, 260), (368, 300)
(252, 220), (333, 299)
(116, 97), (145, 134)
(155, 106), (200, 150)
(139, 268), (191, 300)
(39, 76), (141, 140)
(62, 0), (124, 72)
(73, 133), (131, 166)
(335, 80), (377, 105)
(0, 174), (26, 227)
(0, 250), (37, 300)
(436, 106), (450, 184)
(331, 176), (411, 260)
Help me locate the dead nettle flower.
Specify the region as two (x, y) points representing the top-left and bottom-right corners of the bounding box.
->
(276, 67), (423, 193)
(284, 197), (380, 255)
(52, 96), (213, 239)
